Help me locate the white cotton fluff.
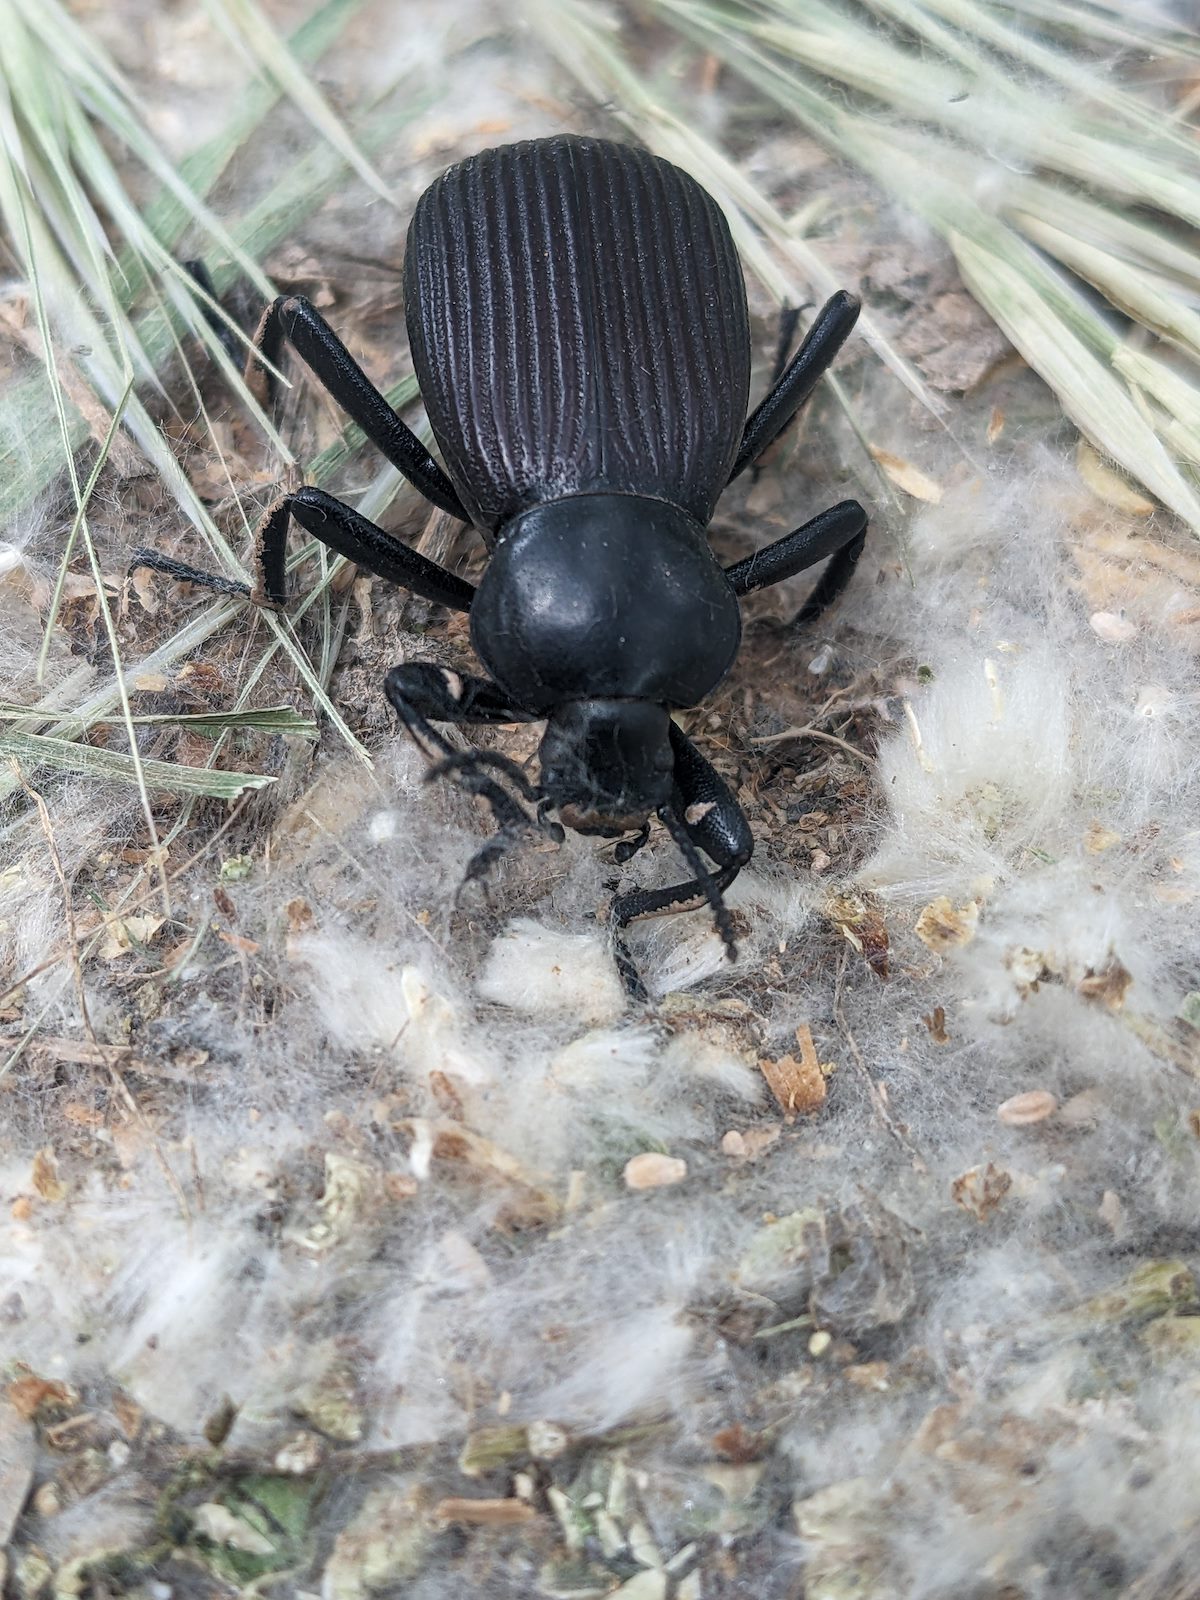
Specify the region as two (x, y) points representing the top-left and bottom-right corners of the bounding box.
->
(476, 916), (627, 1024)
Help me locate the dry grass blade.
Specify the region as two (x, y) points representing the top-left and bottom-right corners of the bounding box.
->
(543, 0), (941, 424)
(204, 0), (396, 206)
(0, 730), (277, 799)
(635, 0), (1200, 534)
(0, 0), (437, 809)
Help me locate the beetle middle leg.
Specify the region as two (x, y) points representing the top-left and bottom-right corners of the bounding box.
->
(248, 294), (469, 521)
(725, 498), (868, 625)
(727, 290), (861, 483)
(130, 487), (476, 613)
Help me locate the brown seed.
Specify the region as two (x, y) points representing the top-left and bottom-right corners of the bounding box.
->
(997, 1090), (1057, 1126)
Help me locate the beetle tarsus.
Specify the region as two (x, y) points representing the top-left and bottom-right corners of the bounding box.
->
(128, 548), (253, 602)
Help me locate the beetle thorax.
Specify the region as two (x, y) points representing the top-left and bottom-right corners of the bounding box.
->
(469, 493), (742, 715)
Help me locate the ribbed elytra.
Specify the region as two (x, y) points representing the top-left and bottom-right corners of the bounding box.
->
(404, 135), (751, 536)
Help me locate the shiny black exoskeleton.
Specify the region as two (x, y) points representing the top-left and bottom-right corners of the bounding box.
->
(134, 136), (867, 974)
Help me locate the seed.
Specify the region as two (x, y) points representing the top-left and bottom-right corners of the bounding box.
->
(997, 1089), (1057, 1126)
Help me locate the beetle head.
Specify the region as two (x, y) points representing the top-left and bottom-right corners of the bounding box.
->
(539, 699), (673, 834)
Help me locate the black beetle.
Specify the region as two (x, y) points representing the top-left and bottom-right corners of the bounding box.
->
(135, 135), (866, 969)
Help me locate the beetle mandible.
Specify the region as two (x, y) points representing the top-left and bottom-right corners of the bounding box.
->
(136, 135), (866, 966)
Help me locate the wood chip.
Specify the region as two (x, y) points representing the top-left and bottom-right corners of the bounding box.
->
(759, 1025), (828, 1120)
(433, 1497), (536, 1526)
(922, 1006), (950, 1044)
(623, 1153), (688, 1190)
(997, 1090), (1057, 1126)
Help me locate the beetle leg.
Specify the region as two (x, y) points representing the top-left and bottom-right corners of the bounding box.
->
(129, 487), (476, 614)
(248, 294), (470, 522)
(725, 499), (867, 624)
(727, 290), (861, 483)
(253, 487), (476, 610)
(383, 663), (537, 732)
(384, 662), (555, 854)
(610, 726), (752, 975)
(667, 723), (755, 872)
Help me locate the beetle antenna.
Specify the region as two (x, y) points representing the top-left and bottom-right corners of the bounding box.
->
(658, 804), (739, 963)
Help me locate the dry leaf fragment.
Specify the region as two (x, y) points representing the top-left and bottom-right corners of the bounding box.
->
(759, 1025), (828, 1119)
(1076, 441), (1155, 516)
(624, 1153), (688, 1190)
(6, 1375), (77, 1420)
(712, 1423), (764, 1463)
(1077, 957), (1133, 1011)
(986, 407), (1005, 443)
(997, 1090), (1057, 1126)
(951, 1162), (1012, 1222)
(1084, 820), (1121, 854)
(216, 930), (260, 955)
(433, 1498), (536, 1526)
(824, 893), (889, 977)
(31, 1148), (66, 1203)
(869, 446), (943, 503)
(914, 897), (978, 953)
(98, 912), (164, 960)
(394, 1119), (559, 1228)
(721, 1125), (781, 1161)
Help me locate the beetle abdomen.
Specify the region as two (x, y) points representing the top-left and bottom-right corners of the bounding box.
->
(404, 135), (751, 534)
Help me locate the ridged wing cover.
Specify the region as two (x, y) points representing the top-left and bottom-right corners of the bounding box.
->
(404, 135), (751, 534)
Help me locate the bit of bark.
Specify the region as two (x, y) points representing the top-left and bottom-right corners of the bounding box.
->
(433, 1497), (536, 1526)
(758, 1024), (830, 1121)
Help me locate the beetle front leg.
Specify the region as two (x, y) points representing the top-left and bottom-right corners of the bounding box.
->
(728, 291), (861, 483)
(610, 724), (752, 985)
(383, 664), (557, 873)
(249, 295), (469, 521)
